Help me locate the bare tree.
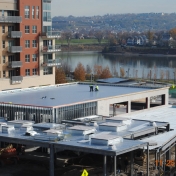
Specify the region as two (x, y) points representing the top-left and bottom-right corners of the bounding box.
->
(62, 32), (72, 47)
(160, 70), (165, 81)
(95, 31), (104, 44)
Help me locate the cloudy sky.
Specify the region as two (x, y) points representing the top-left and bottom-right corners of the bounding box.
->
(51, 0), (176, 17)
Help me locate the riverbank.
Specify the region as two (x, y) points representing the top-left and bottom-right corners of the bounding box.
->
(102, 46), (176, 57)
(103, 52), (176, 57)
(60, 44), (105, 52)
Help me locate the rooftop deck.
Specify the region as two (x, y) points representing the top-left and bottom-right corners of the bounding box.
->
(0, 83), (151, 107)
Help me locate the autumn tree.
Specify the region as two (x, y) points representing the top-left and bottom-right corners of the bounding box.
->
(94, 65), (102, 79)
(120, 67), (125, 77)
(55, 67), (67, 84)
(62, 31), (72, 47)
(74, 62), (86, 81)
(170, 28), (176, 40)
(100, 66), (112, 79)
(146, 30), (154, 45)
(95, 31), (104, 44)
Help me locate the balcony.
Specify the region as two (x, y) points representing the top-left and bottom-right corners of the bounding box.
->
(8, 31), (22, 38)
(0, 16), (22, 23)
(8, 61), (22, 68)
(11, 76), (23, 85)
(8, 46), (22, 53)
(41, 59), (61, 67)
(41, 31), (61, 38)
(41, 45), (61, 53)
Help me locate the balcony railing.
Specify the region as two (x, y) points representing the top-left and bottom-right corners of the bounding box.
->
(8, 31), (22, 38)
(41, 45), (61, 53)
(41, 31), (61, 38)
(0, 16), (22, 23)
(8, 46), (22, 53)
(8, 61), (22, 68)
(11, 76), (23, 84)
(41, 59), (61, 67)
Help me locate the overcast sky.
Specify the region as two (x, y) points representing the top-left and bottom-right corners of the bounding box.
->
(51, 0), (176, 17)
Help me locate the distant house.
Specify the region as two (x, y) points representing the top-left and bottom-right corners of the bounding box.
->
(160, 33), (173, 47)
(127, 37), (134, 45)
(127, 35), (149, 46)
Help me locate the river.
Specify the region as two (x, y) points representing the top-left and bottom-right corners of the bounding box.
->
(56, 51), (176, 80)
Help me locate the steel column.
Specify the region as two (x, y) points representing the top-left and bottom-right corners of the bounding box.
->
(104, 155), (107, 176)
(155, 150), (157, 169)
(114, 156), (116, 176)
(147, 145), (149, 176)
(131, 151), (133, 176)
(175, 143), (176, 168)
(166, 148), (171, 160)
(50, 144), (54, 176)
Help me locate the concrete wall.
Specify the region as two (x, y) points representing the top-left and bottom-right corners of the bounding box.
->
(0, 74), (55, 91)
(97, 87), (169, 116)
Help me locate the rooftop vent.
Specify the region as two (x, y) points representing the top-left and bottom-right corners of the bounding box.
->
(91, 133), (123, 146)
(106, 117), (132, 125)
(99, 122), (127, 132)
(68, 125), (96, 135)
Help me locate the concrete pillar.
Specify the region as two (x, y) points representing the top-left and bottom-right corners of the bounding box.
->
(104, 155), (107, 176)
(113, 104), (116, 116)
(126, 101), (131, 113)
(147, 145), (149, 176)
(146, 97), (150, 109)
(130, 151), (134, 176)
(50, 144), (54, 176)
(114, 156), (116, 176)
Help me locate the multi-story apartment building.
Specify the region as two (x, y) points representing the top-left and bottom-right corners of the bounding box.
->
(0, 0), (60, 91)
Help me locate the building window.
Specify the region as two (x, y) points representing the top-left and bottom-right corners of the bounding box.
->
(36, 6), (39, 19)
(25, 54), (30, 62)
(43, 67), (52, 75)
(25, 40), (30, 48)
(3, 71), (5, 78)
(2, 41), (5, 48)
(25, 69), (30, 76)
(32, 40), (37, 47)
(2, 56), (5, 63)
(32, 6), (35, 19)
(32, 68), (37, 75)
(25, 26), (30, 33)
(32, 26), (37, 33)
(32, 54), (37, 62)
(25, 6), (30, 18)
(2, 26), (5, 33)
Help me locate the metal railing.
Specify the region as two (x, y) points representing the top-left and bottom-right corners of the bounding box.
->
(41, 59), (61, 67)
(8, 46), (22, 53)
(8, 61), (22, 68)
(8, 31), (22, 38)
(41, 31), (61, 38)
(41, 45), (61, 52)
(11, 76), (23, 84)
(0, 16), (22, 23)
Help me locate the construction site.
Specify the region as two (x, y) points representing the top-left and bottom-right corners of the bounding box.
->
(0, 82), (175, 176)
